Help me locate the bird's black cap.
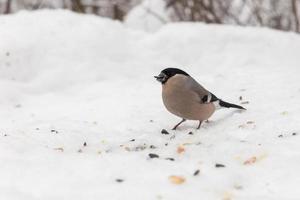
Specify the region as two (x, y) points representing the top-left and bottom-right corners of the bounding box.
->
(154, 68), (190, 84)
(161, 68), (190, 77)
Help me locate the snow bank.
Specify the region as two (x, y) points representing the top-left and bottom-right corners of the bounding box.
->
(124, 0), (169, 32)
(0, 10), (300, 200)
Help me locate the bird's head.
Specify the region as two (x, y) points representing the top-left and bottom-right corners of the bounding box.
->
(154, 68), (190, 84)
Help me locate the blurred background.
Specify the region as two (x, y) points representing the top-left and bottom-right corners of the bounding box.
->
(0, 0), (300, 33)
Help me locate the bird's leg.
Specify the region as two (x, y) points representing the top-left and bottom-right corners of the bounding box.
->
(172, 119), (186, 130)
(197, 121), (202, 129)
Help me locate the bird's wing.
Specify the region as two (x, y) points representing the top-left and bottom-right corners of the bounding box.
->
(187, 77), (219, 104)
(201, 92), (219, 103)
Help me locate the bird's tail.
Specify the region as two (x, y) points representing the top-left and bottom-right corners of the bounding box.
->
(219, 100), (246, 110)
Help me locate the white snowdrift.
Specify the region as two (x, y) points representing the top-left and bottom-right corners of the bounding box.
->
(0, 10), (300, 200)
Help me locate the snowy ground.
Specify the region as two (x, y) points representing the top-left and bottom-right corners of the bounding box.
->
(0, 10), (300, 200)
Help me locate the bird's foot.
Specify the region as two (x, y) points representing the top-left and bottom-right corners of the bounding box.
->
(172, 119), (186, 130)
(196, 121), (202, 129)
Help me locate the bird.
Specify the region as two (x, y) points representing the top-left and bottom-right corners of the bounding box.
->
(154, 68), (246, 130)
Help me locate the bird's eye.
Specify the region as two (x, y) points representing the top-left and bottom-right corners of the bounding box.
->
(202, 95), (208, 103)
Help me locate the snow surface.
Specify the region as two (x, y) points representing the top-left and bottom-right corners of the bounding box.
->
(1, 10), (300, 200)
(125, 0), (168, 32)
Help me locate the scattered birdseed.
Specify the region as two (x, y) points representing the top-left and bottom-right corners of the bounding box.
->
(51, 129), (58, 134)
(53, 147), (64, 152)
(161, 129), (169, 135)
(241, 101), (249, 104)
(165, 158), (175, 161)
(177, 146), (185, 154)
(234, 184), (243, 190)
(15, 104), (22, 108)
(188, 131), (193, 135)
(149, 153), (159, 158)
(149, 145), (156, 149)
(292, 132), (297, 136)
(168, 176), (185, 184)
(149, 120), (154, 123)
(129, 139), (135, 142)
(239, 96), (243, 101)
(223, 191), (233, 200)
(182, 142), (194, 146)
(278, 134), (283, 138)
(170, 135), (176, 140)
(215, 163), (226, 168)
(135, 145), (147, 151)
(193, 169), (200, 176)
(165, 143), (168, 146)
(124, 147), (130, 151)
(83, 142), (87, 147)
(105, 149), (112, 153)
(243, 156), (257, 165)
(115, 179), (124, 183)
(78, 149), (82, 153)
(238, 124), (246, 128)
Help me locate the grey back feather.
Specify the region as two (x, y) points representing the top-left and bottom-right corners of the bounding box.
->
(186, 76), (220, 104)
(186, 77), (210, 102)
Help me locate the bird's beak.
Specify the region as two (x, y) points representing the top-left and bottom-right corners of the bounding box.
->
(154, 73), (165, 83)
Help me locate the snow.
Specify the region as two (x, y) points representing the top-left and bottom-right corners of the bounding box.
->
(1, 10), (300, 200)
(124, 0), (169, 32)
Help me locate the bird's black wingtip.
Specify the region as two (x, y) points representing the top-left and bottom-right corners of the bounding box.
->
(219, 100), (247, 110)
(234, 104), (247, 110)
(240, 106), (247, 110)
(235, 104), (247, 110)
